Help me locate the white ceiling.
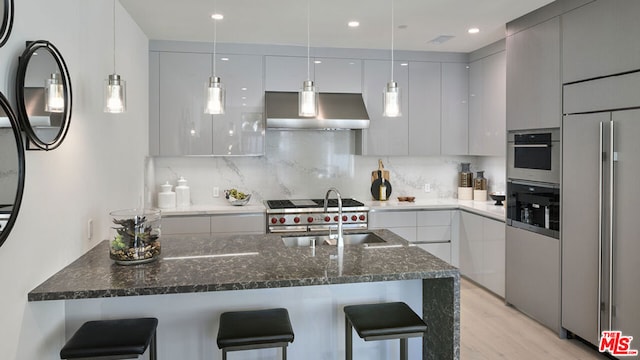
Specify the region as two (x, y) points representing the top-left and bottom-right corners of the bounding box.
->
(120, 0), (555, 53)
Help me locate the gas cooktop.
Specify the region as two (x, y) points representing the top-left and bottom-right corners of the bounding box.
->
(265, 198), (365, 210)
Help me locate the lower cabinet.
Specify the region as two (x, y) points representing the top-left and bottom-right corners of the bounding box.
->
(162, 213), (266, 236)
(368, 209), (455, 265)
(459, 211), (505, 297)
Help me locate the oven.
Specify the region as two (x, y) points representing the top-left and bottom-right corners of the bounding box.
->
(506, 180), (559, 239)
(507, 128), (560, 184)
(265, 198), (368, 233)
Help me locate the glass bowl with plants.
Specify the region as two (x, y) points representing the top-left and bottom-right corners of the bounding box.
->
(109, 208), (161, 265)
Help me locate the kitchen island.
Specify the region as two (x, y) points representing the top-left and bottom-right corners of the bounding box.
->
(30, 229), (459, 359)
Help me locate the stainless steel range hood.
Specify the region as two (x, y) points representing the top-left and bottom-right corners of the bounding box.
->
(265, 91), (369, 130)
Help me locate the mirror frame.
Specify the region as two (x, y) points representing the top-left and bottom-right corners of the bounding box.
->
(0, 91), (26, 249)
(15, 40), (73, 151)
(0, 0), (13, 48)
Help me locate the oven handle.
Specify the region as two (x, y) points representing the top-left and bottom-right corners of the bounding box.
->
(268, 226), (308, 233)
(512, 144), (550, 148)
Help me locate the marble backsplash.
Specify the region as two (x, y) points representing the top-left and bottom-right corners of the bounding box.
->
(145, 130), (506, 207)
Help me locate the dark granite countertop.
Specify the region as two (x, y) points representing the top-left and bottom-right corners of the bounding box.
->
(28, 229), (458, 301)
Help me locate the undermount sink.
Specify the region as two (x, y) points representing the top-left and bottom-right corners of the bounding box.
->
(282, 232), (386, 248)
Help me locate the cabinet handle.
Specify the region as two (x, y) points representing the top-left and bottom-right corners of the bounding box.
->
(598, 121), (603, 334)
(609, 120), (614, 331)
(512, 144), (550, 148)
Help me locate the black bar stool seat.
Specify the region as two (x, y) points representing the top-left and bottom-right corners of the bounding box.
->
(217, 308), (294, 360)
(60, 317), (158, 360)
(344, 302), (427, 360)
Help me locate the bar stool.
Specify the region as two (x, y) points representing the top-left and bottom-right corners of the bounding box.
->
(344, 302), (427, 360)
(217, 308), (294, 360)
(60, 317), (158, 359)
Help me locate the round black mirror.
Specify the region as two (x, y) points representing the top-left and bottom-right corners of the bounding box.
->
(16, 40), (72, 151)
(0, 91), (25, 248)
(0, 0), (14, 48)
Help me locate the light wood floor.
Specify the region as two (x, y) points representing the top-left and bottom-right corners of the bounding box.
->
(461, 279), (609, 360)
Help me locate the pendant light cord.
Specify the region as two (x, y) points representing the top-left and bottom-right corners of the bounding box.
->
(390, 0), (394, 82)
(213, 0), (217, 76)
(113, 0), (116, 74)
(306, 0), (310, 80)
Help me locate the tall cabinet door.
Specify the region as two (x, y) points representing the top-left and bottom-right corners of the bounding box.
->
(159, 52), (213, 155)
(611, 109), (640, 343)
(561, 112), (609, 345)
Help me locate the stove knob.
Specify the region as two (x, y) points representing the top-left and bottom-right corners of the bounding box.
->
(359, 214), (366, 221)
(293, 217), (300, 224)
(324, 216), (331, 222)
(351, 215), (358, 221)
(334, 215), (339, 222)
(342, 215), (348, 222)
(271, 217), (278, 224)
(308, 217), (314, 223)
(279, 217), (286, 224)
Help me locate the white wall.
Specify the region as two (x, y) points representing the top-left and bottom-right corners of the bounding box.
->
(0, 0), (148, 358)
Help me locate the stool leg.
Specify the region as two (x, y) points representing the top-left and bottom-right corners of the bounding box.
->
(400, 338), (408, 360)
(222, 348), (227, 360)
(345, 315), (353, 360)
(149, 332), (157, 360)
(282, 345), (287, 360)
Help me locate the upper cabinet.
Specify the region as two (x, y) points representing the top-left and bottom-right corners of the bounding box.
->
(441, 63), (469, 155)
(506, 17), (561, 130)
(408, 62), (441, 156)
(314, 58), (362, 93)
(152, 51), (264, 156)
(469, 51), (506, 156)
(562, 0), (640, 83)
(265, 56), (362, 93)
(359, 60), (409, 156)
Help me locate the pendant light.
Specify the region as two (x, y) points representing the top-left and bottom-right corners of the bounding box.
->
(298, 0), (317, 117)
(204, 3), (225, 115)
(383, 0), (401, 117)
(104, 0), (126, 113)
(45, 73), (64, 113)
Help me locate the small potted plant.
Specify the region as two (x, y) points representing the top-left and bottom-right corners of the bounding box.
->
(109, 209), (161, 265)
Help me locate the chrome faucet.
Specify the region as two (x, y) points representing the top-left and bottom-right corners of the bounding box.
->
(323, 187), (344, 248)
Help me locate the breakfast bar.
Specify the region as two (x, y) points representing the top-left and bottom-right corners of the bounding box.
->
(29, 229), (460, 359)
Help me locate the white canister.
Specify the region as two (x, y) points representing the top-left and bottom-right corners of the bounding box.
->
(157, 182), (176, 209)
(175, 176), (191, 208)
(473, 189), (487, 202)
(458, 187), (473, 200)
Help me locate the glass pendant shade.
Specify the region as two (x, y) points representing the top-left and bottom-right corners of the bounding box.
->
(205, 76), (225, 115)
(383, 81), (401, 117)
(298, 80), (318, 117)
(45, 73), (64, 113)
(104, 74), (126, 113)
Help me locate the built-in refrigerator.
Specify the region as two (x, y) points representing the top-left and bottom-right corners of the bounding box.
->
(562, 107), (640, 352)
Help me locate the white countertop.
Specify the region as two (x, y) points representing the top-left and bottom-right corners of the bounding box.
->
(161, 198), (505, 222)
(365, 199), (505, 222)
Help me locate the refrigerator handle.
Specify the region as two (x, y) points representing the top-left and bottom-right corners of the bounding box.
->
(608, 120), (615, 331)
(598, 121), (604, 334)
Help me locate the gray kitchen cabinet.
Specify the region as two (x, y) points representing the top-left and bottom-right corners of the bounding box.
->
(408, 61), (441, 155)
(459, 211), (505, 297)
(369, 209), (454, 264)
(162, 213), (266, 236)
(313, 58), (362, 93)
(162, 216), (211, 236)
(265, 56), (311, 92)
(563, 0), (640, 83)
(506, 16), (561, 130)
(210, 213), (265, 235)
(359, 60), (409, 156)
(441, 63), (469, 155)
(211, 54), (265, 156)
(468, 51), (506, 156)
(158, 52), (213, 156)
(156, 52), (265, 156)
(149, 52), (160, 155)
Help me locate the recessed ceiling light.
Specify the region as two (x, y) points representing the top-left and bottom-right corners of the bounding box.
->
(400, 63), (408, 66)
(348, 21), (360, 28)
(314, 60), (322, 64)
(220, 57), (229, 61)
(468, 27), (480, 34)
(398, 25), (408, 30)
(211, 13), (224, 20)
